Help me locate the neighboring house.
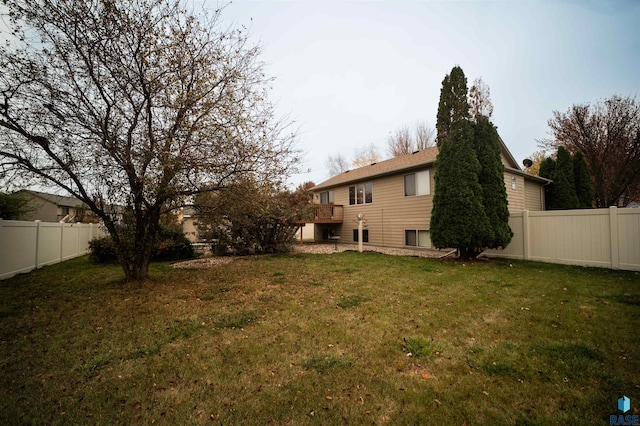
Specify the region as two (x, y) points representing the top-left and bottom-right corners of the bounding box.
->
(177, 206), (200, 243)
(295, 223), (316, 242)
(16, 190), (96, 223)
(309, 138), (550, 249)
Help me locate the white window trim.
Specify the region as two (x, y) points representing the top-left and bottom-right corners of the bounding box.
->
(404, 170), (430, 197)
(349, 182), (373, 205)
(404, 229), (432, 248)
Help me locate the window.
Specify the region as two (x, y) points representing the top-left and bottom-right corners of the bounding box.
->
(349, 182), (373, 205)
(60, 206), (70, 215)
(404, 170), (430, 196)
(320, 190), (334, 204)
(405, 230), (431, 248)
(511, 176), (517, 190)
(353, 229), (369, 243)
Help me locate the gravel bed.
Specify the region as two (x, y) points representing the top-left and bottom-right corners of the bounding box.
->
(293, 243), (448, 258)
(171, 256), (236, 269)
(172, 243), (449, 269)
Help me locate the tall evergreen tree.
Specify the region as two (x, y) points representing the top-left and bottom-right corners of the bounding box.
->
(430, 119), (491, 259)
(539, 156), (557, 209)
(435, 66), (469, 147)
(435, 74), (451, 147)
(538, 148), (593, 210)
(432, 66), (512, 257)
(554, 146), (580, 209)
(449, 67), (471, 122)
(474, 117), (513, 248)
(573, 150), (593, 208)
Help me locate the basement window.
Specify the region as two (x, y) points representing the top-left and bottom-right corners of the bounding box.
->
(353, 229), (369, 243)
(405, 230), (431, 248)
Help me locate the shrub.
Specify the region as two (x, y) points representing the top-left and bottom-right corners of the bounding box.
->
(88, 236), (118, 263)
(89, 225), (194, 263)
(153, 226), (195, 261)
(195, 179), (310, 256)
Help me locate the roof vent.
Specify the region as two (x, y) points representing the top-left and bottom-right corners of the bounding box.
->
(371, 162), (377, 165)
(344, 170), (350, 173)
(412, 150), (420, 154)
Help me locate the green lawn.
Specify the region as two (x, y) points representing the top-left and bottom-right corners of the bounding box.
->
(1, 252), (639, 425)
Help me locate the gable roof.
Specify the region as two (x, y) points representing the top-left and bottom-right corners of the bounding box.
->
(19, 190), (85, 207)
(312, 137), (549, 191)
(498, 136), (520, 169)
(312, 147), (439, 191)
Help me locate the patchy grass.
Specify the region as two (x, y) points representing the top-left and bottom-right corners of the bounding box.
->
(0, 252), (639, 424)
(336, 294), (368, 308)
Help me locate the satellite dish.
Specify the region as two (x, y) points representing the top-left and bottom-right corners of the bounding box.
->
(523, 158), (533, 168)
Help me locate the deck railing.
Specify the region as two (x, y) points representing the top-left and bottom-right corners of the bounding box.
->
(308, 204), (343, 223)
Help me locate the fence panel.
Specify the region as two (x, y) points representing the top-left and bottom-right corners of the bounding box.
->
(528, 210), (611, 268)
(490, 213), (524, 259)
(486, 207), (640, 271)
(617, 209), (640, 270)
(0, 220), (38, 278)
(0, 219), (104, 280)
(61, 224), (79, 261)
(38, 222), (64, 267)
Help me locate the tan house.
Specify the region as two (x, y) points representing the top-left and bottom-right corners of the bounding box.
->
(309, 139), (549, 249)
(177, 206), (200, 243)
(17, 190), (95, 223)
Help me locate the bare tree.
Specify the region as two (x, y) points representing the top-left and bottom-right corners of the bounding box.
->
(386, 126), (412, 157)
(469, 77), (494, 122)
(387, 121), (435, 158)
(351, 143), (380, 168)
(325, 154), (350, 176)
(539, 95), (640, 207)
(414, 121), (436, 150)
(0, 0), (298, 280)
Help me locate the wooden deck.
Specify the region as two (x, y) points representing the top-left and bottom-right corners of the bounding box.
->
(308, 204), (343, 223)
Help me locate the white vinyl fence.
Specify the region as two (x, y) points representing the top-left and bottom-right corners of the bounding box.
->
(484, 207), (640, 271)
(0, 219), (104, 280)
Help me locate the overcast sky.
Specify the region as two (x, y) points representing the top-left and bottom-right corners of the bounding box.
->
(217, 0), (640, 187)
(1, 1), (638, 191)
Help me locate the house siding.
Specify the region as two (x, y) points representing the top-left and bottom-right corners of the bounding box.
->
(525, 179), (545, 211)
(23, 198), (58, 222)
(326, 169), (434, 248)
(505, 172), (525, 213)
(312, 144), (549, 250)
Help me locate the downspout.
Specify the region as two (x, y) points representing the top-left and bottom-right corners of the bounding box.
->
(381, 208), (384, 247)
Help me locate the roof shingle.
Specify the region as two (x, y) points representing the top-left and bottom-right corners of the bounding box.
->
(312, 147), (439, 191)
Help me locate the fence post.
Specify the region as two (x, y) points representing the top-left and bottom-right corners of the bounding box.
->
(59, 223), (64, 263)
(75, 223), (80, 257)
(610, 206), (619, 269)
(522, 210), (530, 261)
(35, 220), (41, 269)
(88, 223), (93, 254)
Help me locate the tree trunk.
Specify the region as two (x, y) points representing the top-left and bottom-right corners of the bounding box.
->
(113, 215), (158, 281)
(458, 247), (479, 261)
